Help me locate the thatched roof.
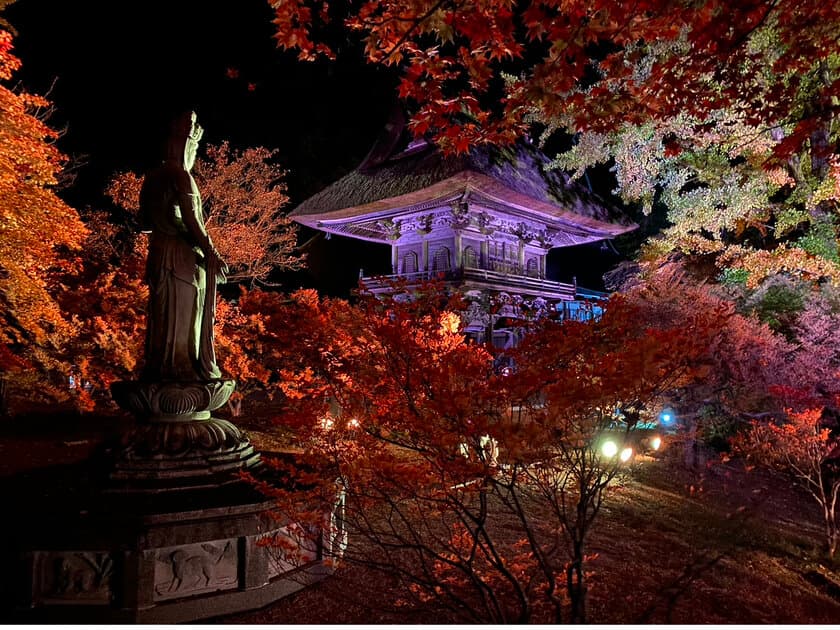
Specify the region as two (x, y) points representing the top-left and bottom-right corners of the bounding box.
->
(291, 115), (636, 240)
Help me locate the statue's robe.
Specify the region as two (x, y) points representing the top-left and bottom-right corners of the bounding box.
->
(140, 164), (221, 381)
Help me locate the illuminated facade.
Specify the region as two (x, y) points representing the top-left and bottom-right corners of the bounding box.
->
(291, 113), (636, 345)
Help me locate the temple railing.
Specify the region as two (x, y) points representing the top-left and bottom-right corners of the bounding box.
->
(360, 268), (577, 300)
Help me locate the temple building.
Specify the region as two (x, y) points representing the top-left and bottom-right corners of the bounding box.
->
(291, 113), (636, 347)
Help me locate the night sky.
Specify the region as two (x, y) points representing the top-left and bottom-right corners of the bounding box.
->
(5, 0), (627, 295)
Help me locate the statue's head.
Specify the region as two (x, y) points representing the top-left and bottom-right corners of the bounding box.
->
(166, 110), (203, 170)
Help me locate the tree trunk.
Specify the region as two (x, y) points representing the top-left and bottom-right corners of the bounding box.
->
(825, 505), (837, 559)
(684, 416), (699, 470)
(568, 541), (587, 623)
(0, 374), (8, 419)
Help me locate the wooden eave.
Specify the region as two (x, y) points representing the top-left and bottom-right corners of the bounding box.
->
(294, 170), (636, 246)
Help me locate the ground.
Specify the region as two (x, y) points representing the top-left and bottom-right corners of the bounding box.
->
(3, 402), (840, 623)
(217, 444), (840, 624)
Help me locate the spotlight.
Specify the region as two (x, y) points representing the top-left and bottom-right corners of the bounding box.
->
(659, 409), (675, 425)
(601, 440), (618, 458)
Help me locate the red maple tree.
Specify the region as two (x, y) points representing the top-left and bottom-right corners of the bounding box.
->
(730, 408), (840, 557)
(270, 0), (838, 157)
(107, 141), (303, 286)
(0, 29), (87, 411)
(59, 142), (307, 409)
(54, 209), (147, 409)
(251, 281), (724, 622)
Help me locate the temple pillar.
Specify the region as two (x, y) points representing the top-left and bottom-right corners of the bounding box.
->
(391, 245), (399, 274)
(454, 233), (463, 268)
(480, 240), (489, 269)
(422, 240), (429, 272)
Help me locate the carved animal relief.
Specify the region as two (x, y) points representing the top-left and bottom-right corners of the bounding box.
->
(153, 539), (238, 601)
(35, 551), (114, 604)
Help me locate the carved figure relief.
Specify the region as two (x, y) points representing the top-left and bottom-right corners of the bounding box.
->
(450, 199), (470, 227)
(513, 222), (535, 242)
(375, 218), (401, 240)
(535, 229), (554, 249)
(35, 551), (113, 603)
(154, 539), (237, 601)
(475, 211), (494, 234)
(415, 213), (434, 235)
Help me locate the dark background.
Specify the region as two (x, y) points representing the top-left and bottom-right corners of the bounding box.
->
(5, 0), (627, 296)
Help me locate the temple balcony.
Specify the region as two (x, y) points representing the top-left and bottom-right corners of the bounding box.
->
(360, 265), (578, 301)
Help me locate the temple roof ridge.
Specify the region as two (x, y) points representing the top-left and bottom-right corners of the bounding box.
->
(291, 109), (637, 243)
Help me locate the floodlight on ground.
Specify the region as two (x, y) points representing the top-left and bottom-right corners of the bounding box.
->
(601, 440), (618, 458)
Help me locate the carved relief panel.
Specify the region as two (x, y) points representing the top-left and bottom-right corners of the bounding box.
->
(33, 550), (114, 605)
(153, 538), (238, 601)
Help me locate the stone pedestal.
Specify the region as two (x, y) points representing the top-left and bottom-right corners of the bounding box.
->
(0, 109), (341, 621)
(0, 455), (342, 623)
(109, 379), (260, 490)
(0, 379), (339, 622)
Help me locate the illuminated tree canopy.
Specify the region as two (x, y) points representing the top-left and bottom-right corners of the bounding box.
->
(0, 29), (86, 397)
(272, 0), (840, 285)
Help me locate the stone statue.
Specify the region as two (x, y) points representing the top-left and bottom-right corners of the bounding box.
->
(109, 111), (257, 487)
(139, 111), (227, 382)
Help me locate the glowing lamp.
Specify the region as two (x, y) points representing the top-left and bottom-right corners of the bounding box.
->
(347, 418), (360, 429)
(651, 436), (662, 450)
(601, 440), (618, 458)
(320, 417), (334, 431)
(659, 409), (675, 425)
(620, 447), (633, 462)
